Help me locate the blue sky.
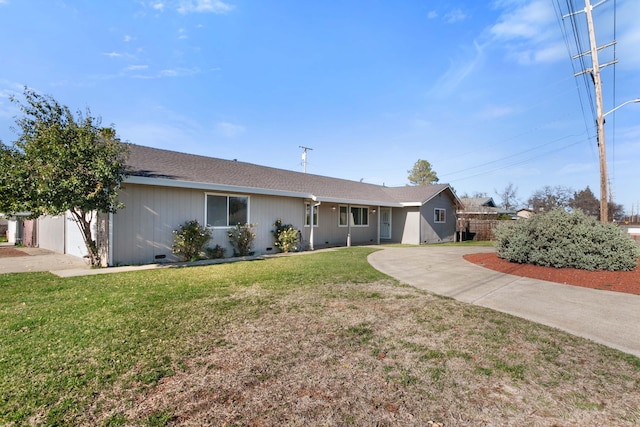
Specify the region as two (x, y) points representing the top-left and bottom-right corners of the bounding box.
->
(1, 0), (638, 212)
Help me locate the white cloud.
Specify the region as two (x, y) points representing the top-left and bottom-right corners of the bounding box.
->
(103, 52), (123, 58)
(444, 8), (467, 23)
(216, 121), (246, 138)
(177, 0), (233, 14)
(615, 0), (640, 70)
(152, 2), (165, 11)
(477, 105), (516, 119)
(124, 65), (148, 71)
(157, 67), (200, 78)
(427, 11), (438, 19)
(489, 0), (563, 65)
(428, 40), (486, 98)
(491, 0), (554, 41)
(178, 28), (188, 40)
(123, 35), (133, 43)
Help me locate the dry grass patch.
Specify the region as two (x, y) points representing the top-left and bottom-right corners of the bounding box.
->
(97, 281), (640, 426)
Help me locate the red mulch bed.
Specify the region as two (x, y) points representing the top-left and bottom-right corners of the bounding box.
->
(0, 247), (29, 258)
(464, 253), (640, 295)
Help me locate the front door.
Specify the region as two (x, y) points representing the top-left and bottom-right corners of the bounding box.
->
(380, 208), (392, 239)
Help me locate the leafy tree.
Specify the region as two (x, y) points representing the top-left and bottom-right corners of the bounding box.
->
(527, 185), (572, 213)
(569, 186), (599, 217)
(1, 88), (129, 266)
(407, 159), (439, 186)
(495, 182), (519, 210)
(608, 201), (625, 222)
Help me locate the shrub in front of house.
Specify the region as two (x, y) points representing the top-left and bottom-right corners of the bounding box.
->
(172, 220), (212, 262)
(228, 223), (256, 257)
(272, 218), (300, 253)
(494, 208), (639, 271)
(205, 244), (226, 259)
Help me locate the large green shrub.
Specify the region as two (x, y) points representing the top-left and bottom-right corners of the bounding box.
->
(271, 218), (300, 253)
(494, 209), (639, 271)
(172, 220), (212, 262)
(228, 223), (256, 257)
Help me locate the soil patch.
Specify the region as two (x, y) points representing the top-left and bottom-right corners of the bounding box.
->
(0, 247), (29, 258)
(464, 252), (640, 295)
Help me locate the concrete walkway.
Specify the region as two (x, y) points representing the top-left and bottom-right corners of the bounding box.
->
(368, 246), (640, 358)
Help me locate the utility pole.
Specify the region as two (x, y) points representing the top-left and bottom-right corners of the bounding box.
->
(585, 0), (608, 223)
(299, 145), (313, 173)
(566, 0), (617, 223)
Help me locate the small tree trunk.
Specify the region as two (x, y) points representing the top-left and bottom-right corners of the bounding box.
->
(70, 209), (102, 267)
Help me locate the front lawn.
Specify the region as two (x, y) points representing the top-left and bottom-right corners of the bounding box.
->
(1, 247), (639, 426)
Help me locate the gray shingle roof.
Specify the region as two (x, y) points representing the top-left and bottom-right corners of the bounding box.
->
(125, 144), (456, 206)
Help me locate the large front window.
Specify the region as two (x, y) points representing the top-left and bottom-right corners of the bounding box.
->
(206, 194), (249, 227)
(350, 206), (369, 226)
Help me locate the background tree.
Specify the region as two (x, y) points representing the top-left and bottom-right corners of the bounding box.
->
(569, 186), (599, 217)
(407, 159), (439, 186)
(0, 141), (26, 214)
(527, 185), (572, 213)
(1, 88), (129, 266)
(608, 201), (625, 222)
(495, 182), (519, 210)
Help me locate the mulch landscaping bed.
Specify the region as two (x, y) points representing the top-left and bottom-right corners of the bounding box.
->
(0, 247), (29, 258)
(464, 252), (640, 295)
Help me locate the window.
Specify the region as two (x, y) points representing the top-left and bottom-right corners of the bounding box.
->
(339, 205), (348, 227)
(305, 203), (318, 227)
(350, 206), (369, 226)
(434, 208), (446, 223)
(206, 194), (248, 227)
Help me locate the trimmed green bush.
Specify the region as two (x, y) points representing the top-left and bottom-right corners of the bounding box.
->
(272, 218), (300, 253)
(172, 220), (212, 262)
(228, 223), (256, 257)
(494, 209), (639, 271)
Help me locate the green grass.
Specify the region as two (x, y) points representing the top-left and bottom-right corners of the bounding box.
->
(0, 248), (385, 425)
(2, 246), (640, 426)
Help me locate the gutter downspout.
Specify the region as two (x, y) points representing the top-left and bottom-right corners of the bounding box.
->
(347, 204), (351, 247)
(309, 201), (321, 251)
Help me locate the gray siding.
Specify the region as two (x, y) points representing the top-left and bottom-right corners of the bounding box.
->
(113, 184), (205, 265)
(113, 184), (309, 265)
(246, 194), (304, 255)
(421, 193), (457, 243)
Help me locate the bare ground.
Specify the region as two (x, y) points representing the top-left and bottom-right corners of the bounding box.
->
(91, 281), (640, 426)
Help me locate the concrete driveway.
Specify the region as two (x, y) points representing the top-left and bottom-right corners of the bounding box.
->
(0, 246), (89, 274)
(368, 246), (640, 358)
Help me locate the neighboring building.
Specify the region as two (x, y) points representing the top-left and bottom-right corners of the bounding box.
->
(457, 197), (515, 241)
(37, 144), (463, 266)
(516, 208), (534, 219)
(458, 197), (502, 219)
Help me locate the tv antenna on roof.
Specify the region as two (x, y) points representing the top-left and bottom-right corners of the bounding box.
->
(299, 145), (313, 173)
